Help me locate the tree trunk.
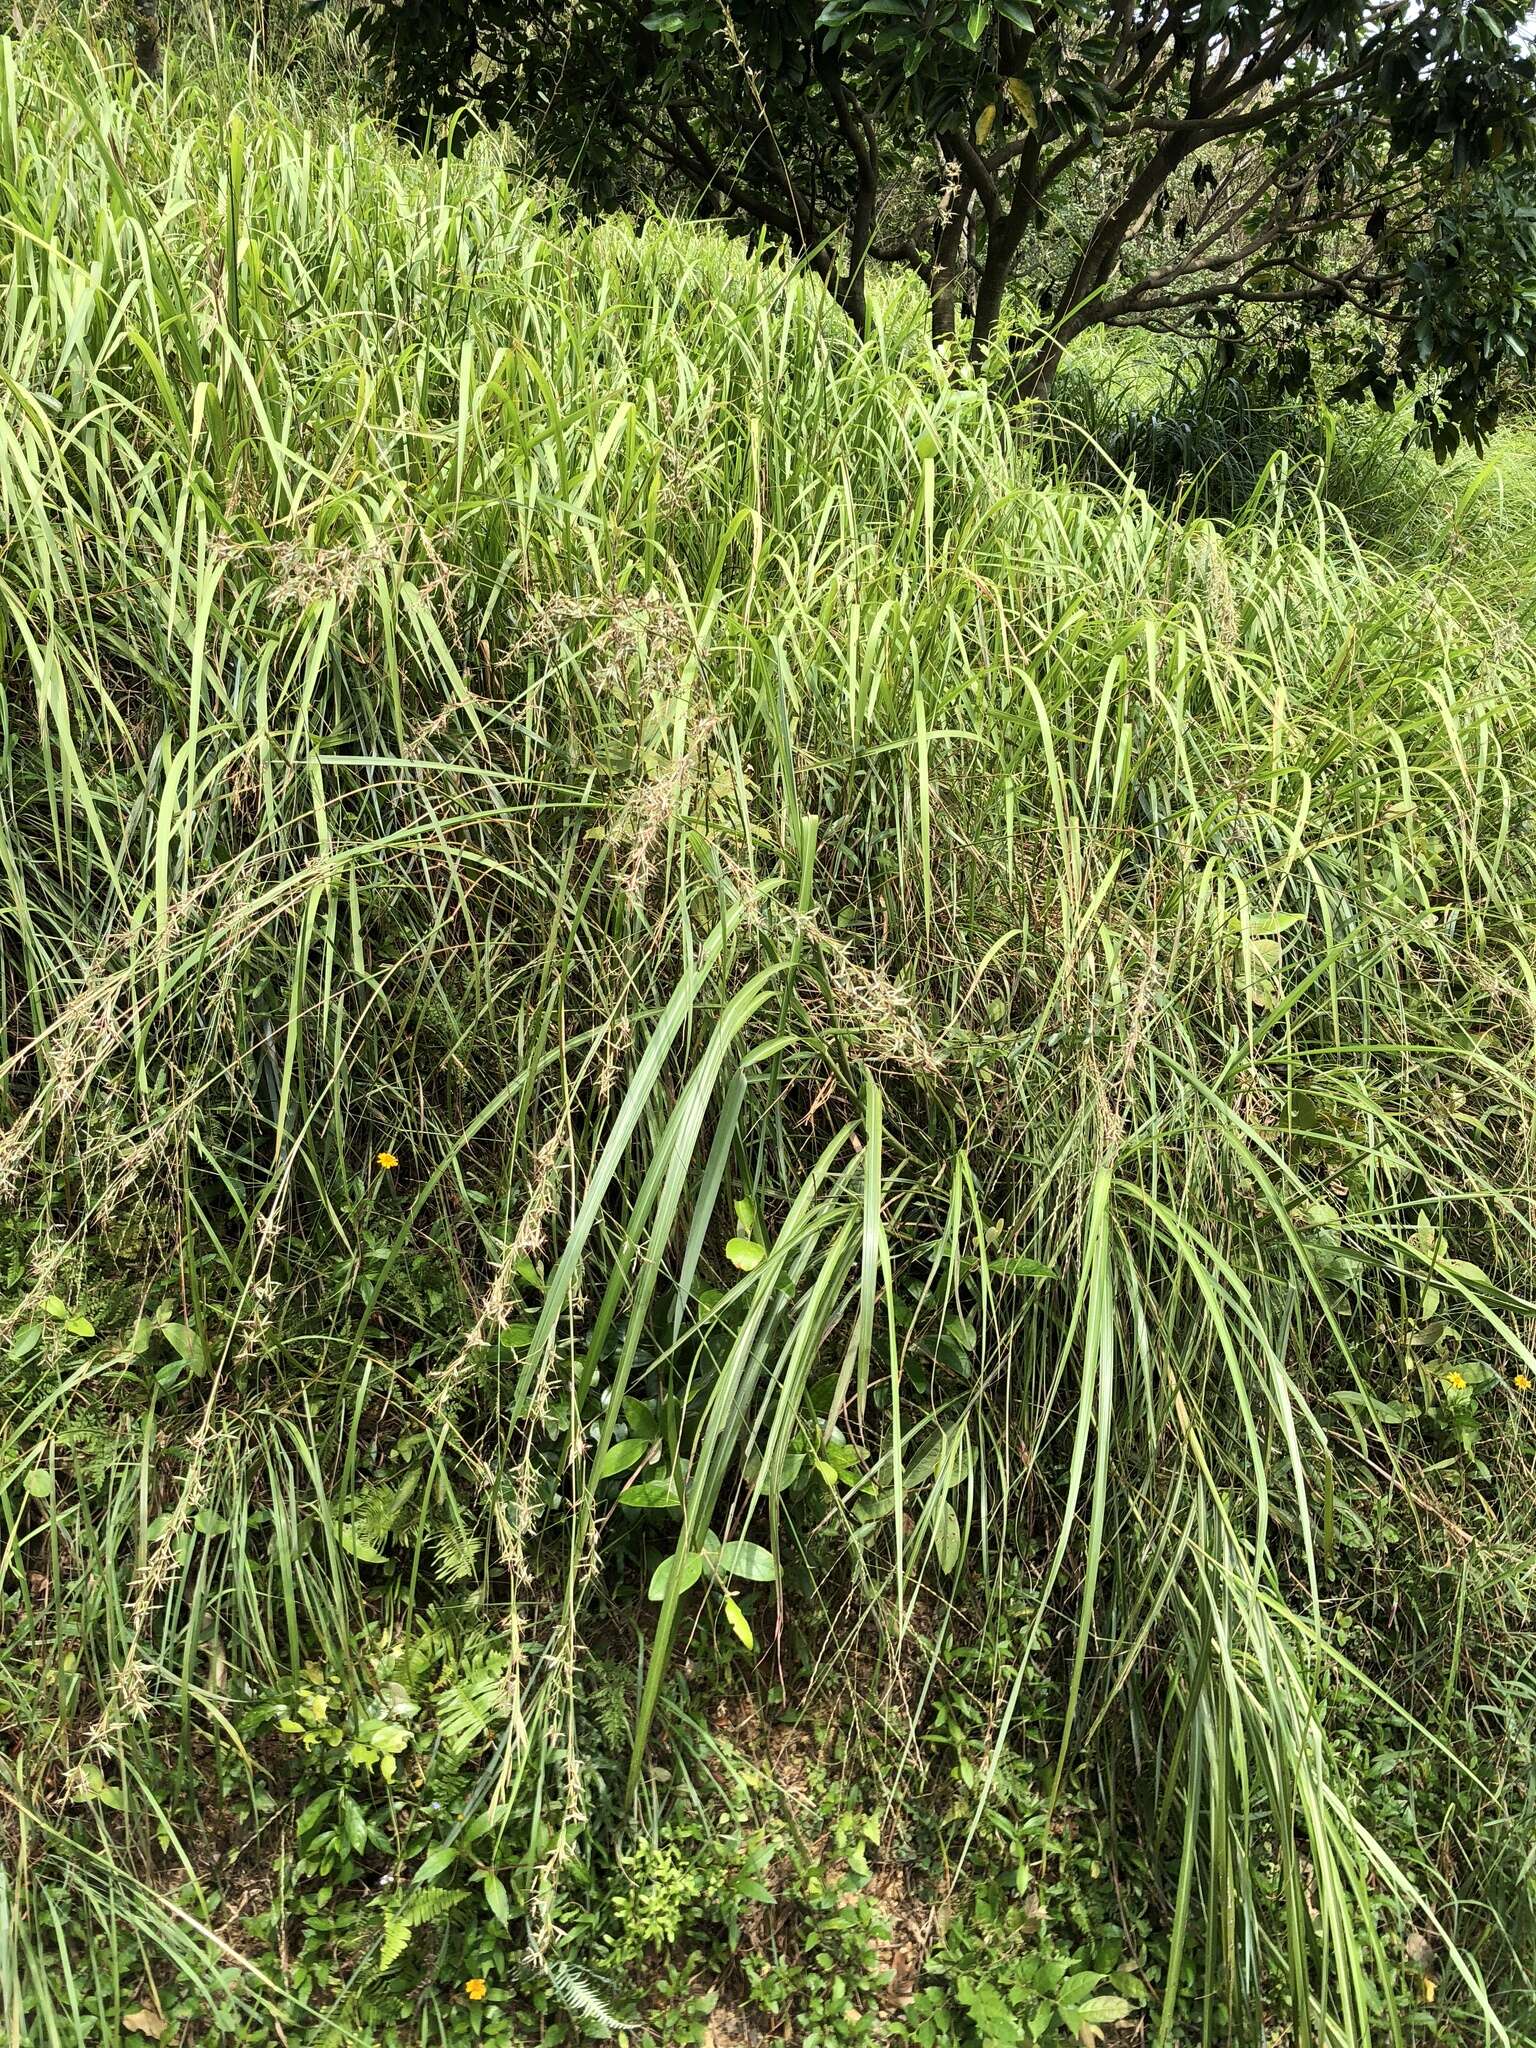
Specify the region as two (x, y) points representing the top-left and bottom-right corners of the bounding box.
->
(133, 2), (162, 77)
(838, 167), (876, 339)
(929, 198), (970, 347)
(818, 59), (878, 343)
(1012, 325), (1075, 401)
(968, 221), (1027, 365)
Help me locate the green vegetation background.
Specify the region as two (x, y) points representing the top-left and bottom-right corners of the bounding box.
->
(3, 14), (1536, 2048)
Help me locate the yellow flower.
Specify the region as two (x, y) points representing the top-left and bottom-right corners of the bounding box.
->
(1516, 1374), (1532, 1392)
(376, 1151), (399, 1171)
(1423, 1976), (1437, 2006)
(465, 1979), (487, 2002)
(1443, 1371), (1467, 1392)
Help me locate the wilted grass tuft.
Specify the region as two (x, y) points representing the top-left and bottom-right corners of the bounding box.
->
(2, 22), (1536, 2046)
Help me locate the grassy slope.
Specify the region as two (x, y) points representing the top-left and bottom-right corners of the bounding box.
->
(3, 25), (1536, 2047)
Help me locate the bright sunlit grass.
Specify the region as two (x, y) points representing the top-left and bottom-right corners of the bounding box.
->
(2, 20), (1536, 2046)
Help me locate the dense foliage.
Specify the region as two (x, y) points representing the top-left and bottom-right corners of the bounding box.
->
(4, 16), (1536, 2048)
(345, 0), (1536, 451)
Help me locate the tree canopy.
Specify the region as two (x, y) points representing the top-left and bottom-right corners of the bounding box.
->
(348, 0), (1536, 450)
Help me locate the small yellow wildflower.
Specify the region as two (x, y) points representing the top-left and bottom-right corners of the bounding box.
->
(1423, 1977), (1437, 2006)
(465, 1979), (487, 2002)
(1443, 1371), (1467, 1392)
(376, 1150), (399, 1171)
(1515, 1374), (1532, 1392)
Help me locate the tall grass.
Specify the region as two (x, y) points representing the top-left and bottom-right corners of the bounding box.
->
(3, 23), (1536, 2045)
(1046, 326), (1536, 578)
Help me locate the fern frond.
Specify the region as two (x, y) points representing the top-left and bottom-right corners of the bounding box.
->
(400, 1884), (467, 1928)
(378, 1913), (412, 1972)
(532, 1953), (632, 2035)
(436, 1644), (513, 1757)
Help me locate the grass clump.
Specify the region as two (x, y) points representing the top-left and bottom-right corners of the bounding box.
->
(3, 22), (1536, 2047)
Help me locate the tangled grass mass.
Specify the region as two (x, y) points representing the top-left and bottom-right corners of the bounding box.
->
(3, 23), (1536, 2048)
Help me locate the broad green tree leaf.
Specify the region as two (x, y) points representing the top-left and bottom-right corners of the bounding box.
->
(595, 1435), (652, 1480)
(705, 1536), (777, 1582)
(648, 1550), (704, 1600)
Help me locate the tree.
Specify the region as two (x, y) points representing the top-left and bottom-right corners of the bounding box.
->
(131, 0), (162, 75)
(347, 0), (1536, 452)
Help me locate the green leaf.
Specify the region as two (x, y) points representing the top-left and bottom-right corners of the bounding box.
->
(7, 1323), (43, 1362)
(933, 1499), (962, 1574)
(1057, 1972), (1103, 2008)
(595, 1435), (652, 1481)
(63, 1314), (95, 1338)
(733, 1195), (758, 1234)
(42, 1296), (68, 1321)
(706, 1536), (776, 1582)
(621, 1479), (680, 1509)
(726, 1236), (765, 1272)
(648, 1550), (704, 1601)
(339, 1792), (367, 1854)
(993, 1255), (1055, 1280)
(1333, 1392), (1419, 1424)
(160, 1322), (208, 1373)
(337, 1522), (389, 1563)
(1069, 1995), (1133, 2025)
(24, 1468), (53, 1500)
(956, 1975), (1023, 2045)
(75, 1762), (125, 1811)
(769, 1450), (804, 1492)
(483, 1869), (510, 1923)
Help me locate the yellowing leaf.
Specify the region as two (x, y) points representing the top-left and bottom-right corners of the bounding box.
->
(725, 1237), (765, 1272)
(975, 102), (997, 145)
(723, 1594), (754, 1650)
(1003, 77), (1036, 128)
(1072, 1996), (1132, 2025)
